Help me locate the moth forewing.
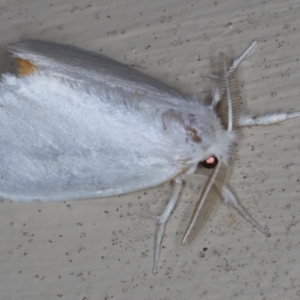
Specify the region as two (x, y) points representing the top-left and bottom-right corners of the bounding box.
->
(8, 40), (188, 105)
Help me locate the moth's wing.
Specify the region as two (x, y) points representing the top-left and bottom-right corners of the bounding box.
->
(8, 40), (187, 106)
(0, 73), (189, 202)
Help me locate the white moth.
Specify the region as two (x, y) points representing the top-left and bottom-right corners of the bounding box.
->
(1, 40), (299, 274)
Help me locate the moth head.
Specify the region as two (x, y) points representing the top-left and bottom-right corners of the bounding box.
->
(182, 52), (241, 244)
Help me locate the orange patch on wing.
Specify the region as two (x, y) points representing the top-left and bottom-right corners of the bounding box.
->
(15, 58), (36, 76)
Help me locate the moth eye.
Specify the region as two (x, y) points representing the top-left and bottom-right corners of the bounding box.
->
(200, 155), (218, 169)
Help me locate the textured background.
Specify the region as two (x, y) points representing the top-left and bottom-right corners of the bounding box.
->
(0, 0), (300, 299)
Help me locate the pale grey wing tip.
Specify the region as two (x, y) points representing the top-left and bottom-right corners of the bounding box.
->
(7, 40), (48, 55)
(8, 39), (68, 52)
(8, 40), (98, 65)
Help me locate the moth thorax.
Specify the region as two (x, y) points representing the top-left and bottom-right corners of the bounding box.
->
(162, 109), (203, 144)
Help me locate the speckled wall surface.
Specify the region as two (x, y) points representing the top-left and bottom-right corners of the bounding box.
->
(0, 0), (300, 299)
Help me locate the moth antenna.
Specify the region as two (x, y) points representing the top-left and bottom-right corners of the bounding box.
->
(217, 53), (241, 130)
(222, 185), (271, 237)
(182, 162), (227, 245)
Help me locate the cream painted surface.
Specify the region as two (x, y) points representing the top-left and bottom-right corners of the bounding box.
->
(0, 0), (300, 299)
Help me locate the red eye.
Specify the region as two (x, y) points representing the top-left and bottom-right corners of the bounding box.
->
(200, 156), (218, 169)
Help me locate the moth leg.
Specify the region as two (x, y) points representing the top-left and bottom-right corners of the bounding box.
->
(227, 40), (257, 77)
(152, 177), (183, 274)
(221, 185), (271, 237)
(239, 111), (300, 126)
